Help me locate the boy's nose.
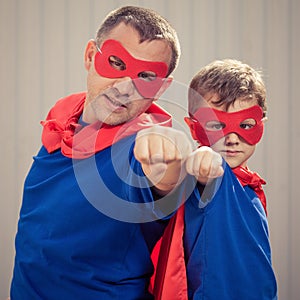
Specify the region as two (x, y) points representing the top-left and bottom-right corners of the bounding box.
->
(225, 132), (240, 145)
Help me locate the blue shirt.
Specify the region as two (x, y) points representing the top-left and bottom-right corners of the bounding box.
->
(11, 135), (178, 300)
(184, 162), (278, 300)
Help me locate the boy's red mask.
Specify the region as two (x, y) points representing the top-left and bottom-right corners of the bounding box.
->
(188, 105), (264, 146)
(94, 39), (168, 99)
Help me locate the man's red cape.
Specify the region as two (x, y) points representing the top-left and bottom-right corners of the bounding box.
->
(41, 92), (172, 159)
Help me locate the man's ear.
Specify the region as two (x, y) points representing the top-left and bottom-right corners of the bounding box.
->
(152, 76), (173, 100)
(184, 116), (198, 141)
(84, 39), (97, 71)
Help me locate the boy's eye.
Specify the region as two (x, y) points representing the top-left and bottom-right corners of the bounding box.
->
(205, 121), (225, 131)
(108, 55), (126, 71)
(240, 118), (256, 130)
(138, 71), (157, 82)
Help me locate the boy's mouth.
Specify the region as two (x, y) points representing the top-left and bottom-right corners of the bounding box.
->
(221, 150), (242, 157)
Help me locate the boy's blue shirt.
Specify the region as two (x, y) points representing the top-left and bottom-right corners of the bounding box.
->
(184, 160), (277, 299)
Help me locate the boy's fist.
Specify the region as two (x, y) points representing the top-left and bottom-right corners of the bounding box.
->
(186, 146), (224, 184)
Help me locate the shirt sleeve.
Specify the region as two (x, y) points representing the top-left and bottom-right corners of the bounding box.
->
(125, 137), (186, 221)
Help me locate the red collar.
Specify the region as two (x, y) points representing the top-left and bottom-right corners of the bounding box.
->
(41, 92), (172, 159)
(232, 166), (267, 215)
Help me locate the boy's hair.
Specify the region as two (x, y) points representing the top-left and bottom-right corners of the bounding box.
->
(188, 59), (267, 116)
(95, 5), (181, 76)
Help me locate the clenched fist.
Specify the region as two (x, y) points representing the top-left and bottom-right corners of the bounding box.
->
(134, 125), (192, 194)
(186, 146), (224, 184)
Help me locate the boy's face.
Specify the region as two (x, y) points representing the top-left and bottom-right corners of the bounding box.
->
(186, 94), (263, 168)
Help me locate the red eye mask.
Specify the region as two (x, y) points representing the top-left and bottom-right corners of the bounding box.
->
(187, 105), (264, 146)
(94, 39), (168, 98)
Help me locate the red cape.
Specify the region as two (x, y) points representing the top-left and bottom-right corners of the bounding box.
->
(150, 167), (267, 299)
(41, 92), (172, 159)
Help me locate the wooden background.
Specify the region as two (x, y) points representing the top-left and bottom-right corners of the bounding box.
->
(1, 0), (299, 299)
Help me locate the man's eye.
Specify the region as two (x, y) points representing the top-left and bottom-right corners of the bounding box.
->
(138, 71), (157, 82)
(205, 121), (225, 131)
(240, 118), (256, 130)
(108, 56), (126, 71)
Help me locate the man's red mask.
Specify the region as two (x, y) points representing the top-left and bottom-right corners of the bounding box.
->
(186, 105), (264, 146)
(94, 39), (168, 99)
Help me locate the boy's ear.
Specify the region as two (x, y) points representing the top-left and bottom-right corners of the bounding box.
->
(152, 76), (173, 100)
(184, 116), (198, 141)
(84, 39), (97, 70)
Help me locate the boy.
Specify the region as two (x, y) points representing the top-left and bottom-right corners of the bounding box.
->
(153, 59), (278, 299)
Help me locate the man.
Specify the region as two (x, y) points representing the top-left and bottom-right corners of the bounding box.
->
(10, 6), (191, 300)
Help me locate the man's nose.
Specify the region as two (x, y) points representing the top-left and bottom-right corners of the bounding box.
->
(113, 77), (136, 97)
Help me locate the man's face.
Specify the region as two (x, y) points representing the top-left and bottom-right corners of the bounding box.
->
(83, 22), (172, 125)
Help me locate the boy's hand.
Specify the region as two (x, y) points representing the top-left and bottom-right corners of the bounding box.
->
(186, 146), (224, 185)
(134, 126), (192, 194)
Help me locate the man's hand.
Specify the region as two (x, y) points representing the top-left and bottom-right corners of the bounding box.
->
(134, 126), (192, 194)
(185, 146), (224, 185)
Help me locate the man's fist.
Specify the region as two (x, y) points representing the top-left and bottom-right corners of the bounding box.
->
(134, 126), (192, 193)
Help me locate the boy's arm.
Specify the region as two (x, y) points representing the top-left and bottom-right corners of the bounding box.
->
(185, 146), (224, 185)
(134, 126), (192, 196)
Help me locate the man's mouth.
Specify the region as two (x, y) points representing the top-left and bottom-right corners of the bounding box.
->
(106, 95), (128, 108)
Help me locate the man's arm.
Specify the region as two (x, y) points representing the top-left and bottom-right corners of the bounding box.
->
(134, 126), (192, 196)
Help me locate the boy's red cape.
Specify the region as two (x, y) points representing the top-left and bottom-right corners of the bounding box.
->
(150, 167), (267, 300)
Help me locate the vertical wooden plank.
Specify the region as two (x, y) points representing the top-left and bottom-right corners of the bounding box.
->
(15, 0), (43, 240)
(15, 0), (43, 168)
(189, 0), (219, 73)
(152, 0), (191, 129)
(0, 0), (44, 297)
(214, 0), (243, 59)
(289, 0), (300, 298)
(140, 0), (167, 14)
(90, 0), (122, 36)
(238, 0), (267, 66)
(236, 0), (268, 177)
(164, 0), (193, 85)
(264, 1), (290, 299)
(0, 1), (18, 298)
(41, 0), (67, 115)
(65, 0), (91, 95)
